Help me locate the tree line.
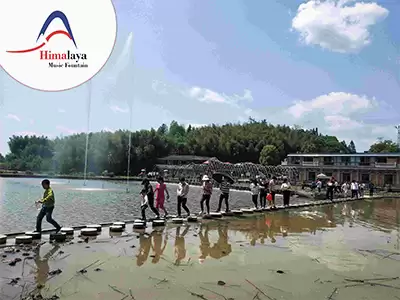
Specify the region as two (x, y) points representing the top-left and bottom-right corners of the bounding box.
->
(0, 119), (398, 176)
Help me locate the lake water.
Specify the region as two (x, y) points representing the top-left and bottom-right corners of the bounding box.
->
(1, 198), (399, 299)
(0, 177), (308, 233)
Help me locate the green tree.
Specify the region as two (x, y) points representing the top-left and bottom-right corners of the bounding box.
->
(348, 140), (356, 153)
(259, 145), (280, 165)
(369, 140), (399, 153)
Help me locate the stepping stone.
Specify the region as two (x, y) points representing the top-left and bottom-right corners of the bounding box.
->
(0, 234), (6, 244)
(172, 218), (184, 224)
(50, 233), (66, 243)
(110, 225), (123, 232)
(202, 214), (212, 219)
(152, 219), (165, 227)
(221, 211), (234, 216)
(81, 228), (98, 236)
(133, 221), (146, 229)
(113, 222), (126, 229)
(262, 208), (270, 211)
(134, 219), (144, 223)
(210, 212), (222, 218)
(252, 208), (263, 212)
(25, 231), (41, 239)
(61, 227), (74, 235)
(241, 208), (254, 214)
(232, 210), (243, 215)
(187, 216), (198, 222)
(110, 231), (122, 237)
(15, 235), (33, 245)
(86, 224), (102, 232)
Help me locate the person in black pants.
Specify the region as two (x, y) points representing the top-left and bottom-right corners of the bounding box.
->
(368, 181), (374, 196)
(258, 177), (268, 208)
(326, 179), (334, 201)
(281, 178), (291, 207)
(176, 177), (190, 217)
(140, 178), (160, 220)
(200, 175), (213, 215)
(217, 177), (231, 212)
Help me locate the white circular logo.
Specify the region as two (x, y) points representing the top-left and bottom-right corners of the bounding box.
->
(0, 0), (117, 91)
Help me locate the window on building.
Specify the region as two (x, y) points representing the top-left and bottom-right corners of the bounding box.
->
(361, 173), (370, 182)
(325, 172), (333, 177)
(308, 172), (316, 181)
(342, 173), (350, 182)
(360, 157), (370, 166)
(384, 174), (394, 185)
(376, 157), (387, 163)
(303, 157), (313, 162)
(323, 157), (334, 165)
(342, 157), (350, 165)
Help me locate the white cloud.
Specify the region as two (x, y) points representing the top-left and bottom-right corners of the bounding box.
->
(58, 108), (66, 113)
(288, 92), (377, 118)
(102, 127), (115, 132)
(291, 0), (389, 53)
(6, 114), (20, 121)
(186, 87), (253, 106)
(272, 91), (397, 151)
(110, 105), (129, 113)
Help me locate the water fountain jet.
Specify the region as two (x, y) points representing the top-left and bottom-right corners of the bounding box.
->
(83, 81), (92, 186)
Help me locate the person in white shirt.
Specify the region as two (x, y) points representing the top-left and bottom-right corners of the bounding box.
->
(341, 182), (349, 197)
(281, 178), (291, 207)
(351, 180), (359, 199)
(250, 179), (260, 209)
(176, 177), (190, 217)
(269, 176), (277, 209)
(316, 180), (322, 193)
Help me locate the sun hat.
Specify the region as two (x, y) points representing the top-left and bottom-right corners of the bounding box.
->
(202, 175), (210, 181)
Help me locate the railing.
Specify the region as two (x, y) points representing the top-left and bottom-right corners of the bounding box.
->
(375, 162), (397, 168)
(287, 161), (398, 168)
(301, 161), (319, 166)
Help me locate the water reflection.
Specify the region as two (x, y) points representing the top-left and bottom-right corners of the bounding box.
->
(136, 233), (151, 266)
(151, 230), (168, 264)
(33, 244), (60, 286)
(130, 199), (400, 266)
(174, 225), (189, 265)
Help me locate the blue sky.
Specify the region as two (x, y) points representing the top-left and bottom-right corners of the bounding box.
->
(1, 0), (399, 154)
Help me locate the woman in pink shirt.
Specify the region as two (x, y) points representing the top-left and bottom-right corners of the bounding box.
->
(155, 177), (169, 217)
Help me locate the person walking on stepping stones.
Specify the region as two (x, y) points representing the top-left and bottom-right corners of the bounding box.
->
(250, 179), (260, 209)
(258, 176), (268, 209)
(140, 178), (160, 221)
(269, 176), (277, 209)
(154, 176), (169, 218)
(35, 179), (61, 233)
(177, 177), (190, 217)
(216, 176), (231, 212)
(281, 178), (291, 207)
(200, 175), (213, 215)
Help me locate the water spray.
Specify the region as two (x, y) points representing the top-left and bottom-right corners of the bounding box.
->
(83, 80), (92, 186)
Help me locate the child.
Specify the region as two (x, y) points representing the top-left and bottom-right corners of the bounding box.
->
(154, 176), (169, 218)
(140, 178), (160, 221)
(200, 175), (213, 215)
(250, 179), (260, 209)
(35, 179), (61, 233)
(177, 177), (190, 217)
